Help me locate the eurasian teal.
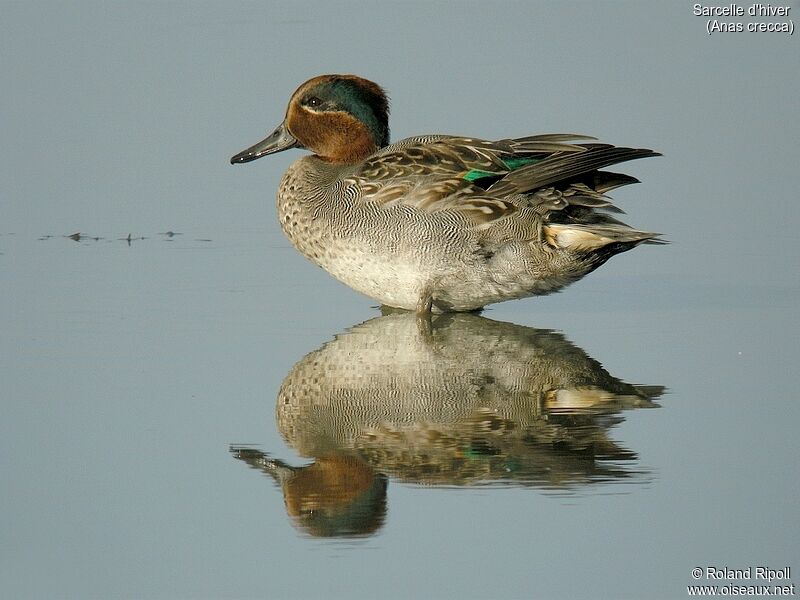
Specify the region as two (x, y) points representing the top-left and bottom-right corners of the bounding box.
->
(231, 74), (661, 313)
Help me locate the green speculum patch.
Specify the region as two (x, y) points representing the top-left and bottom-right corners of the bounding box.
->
(463, 169), (499, 182)
(463, 157), (540, 183)
(502, 157), (540, 170)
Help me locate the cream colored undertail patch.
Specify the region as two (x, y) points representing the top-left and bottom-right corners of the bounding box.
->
(543, 224), (614, 251)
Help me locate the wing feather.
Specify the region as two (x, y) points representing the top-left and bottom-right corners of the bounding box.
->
(345, 135), (658, 228)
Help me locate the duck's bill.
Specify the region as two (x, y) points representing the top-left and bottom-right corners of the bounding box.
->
(230, 121), (299, 164)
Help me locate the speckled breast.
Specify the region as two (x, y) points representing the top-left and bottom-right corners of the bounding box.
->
(275, 158), (437, 310)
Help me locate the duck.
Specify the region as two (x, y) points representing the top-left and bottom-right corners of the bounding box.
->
(231, 74), (661, 314)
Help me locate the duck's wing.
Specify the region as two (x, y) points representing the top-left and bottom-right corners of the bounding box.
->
(349, 136), (659, 229)
(486, 143), (661, 197)
(349, 135), (591, 225)
(357, 134), (591, 181)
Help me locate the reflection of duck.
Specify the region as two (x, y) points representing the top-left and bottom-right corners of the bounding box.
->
(232, 313), (663, 536)
(276, 311), (661, 487)
(230, 449), (386, 538)
(231, 74), (661, 313)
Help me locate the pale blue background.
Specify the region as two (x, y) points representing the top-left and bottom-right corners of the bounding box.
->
(2, 2), (798, 599)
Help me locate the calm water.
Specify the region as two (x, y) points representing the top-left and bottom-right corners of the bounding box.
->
(2, 2), (798, 599)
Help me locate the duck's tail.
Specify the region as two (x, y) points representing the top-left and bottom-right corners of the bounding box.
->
(521, 145), (665, 255)
(543, 222), (664, 254)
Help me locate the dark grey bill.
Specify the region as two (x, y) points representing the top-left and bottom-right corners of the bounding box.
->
(230, 121), (299, 164)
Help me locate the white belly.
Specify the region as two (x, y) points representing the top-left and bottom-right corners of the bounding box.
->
(317, 246), (429, 310)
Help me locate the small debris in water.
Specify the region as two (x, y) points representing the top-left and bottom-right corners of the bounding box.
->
(35, 231), (209, 244)
(66, 232), (102, 242)
(119, 233), (147, 245)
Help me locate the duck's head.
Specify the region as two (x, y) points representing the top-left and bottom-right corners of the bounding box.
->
(231, 74), (389, 166)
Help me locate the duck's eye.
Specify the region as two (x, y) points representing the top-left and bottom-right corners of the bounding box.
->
(306, 96), (322, 108)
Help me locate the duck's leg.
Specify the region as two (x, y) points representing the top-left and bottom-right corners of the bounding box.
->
(415, 290), (433, 315)
(414, 290), (435, 339)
